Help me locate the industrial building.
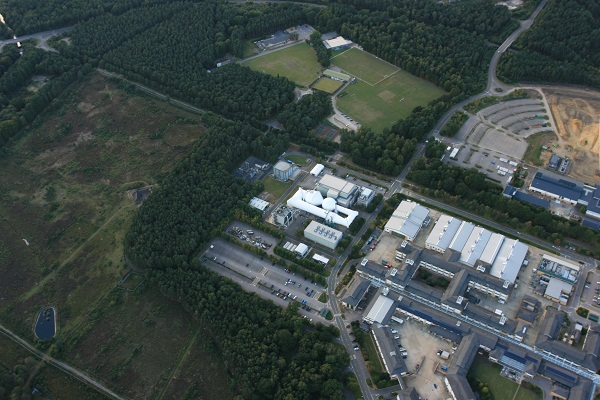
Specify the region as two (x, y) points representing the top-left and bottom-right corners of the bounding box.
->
(580, 184), (600, 221)
(356, 187), (375, 207)
(273, 160), (295, 181)
(304, 220), (343, 250)
(323, 69), (352, 82)
(271, 205), (294, 227)
(249, 197), (269, 212)
(342, 279), (371, 310)
(502, 185), (550, 209)
(287, 188), (358, 228)
(364, 292), (396, 324)
(384, 200), (430, 241)
(424, 214), (528, 283)
(525, 171), (600, 227)
(537, 254), (580, 283)
(282, 241), (309, 257)
(528, 171), (583, 205)
(315, 174), (359, 207)
(309, 163), (324, 176)
(370, 324), (408, 380)
(322, 36), (352, 50)
(356, 268), (596, 400)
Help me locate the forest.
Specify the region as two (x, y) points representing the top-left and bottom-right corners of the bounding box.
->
(98, 2), (300, 123)
(498, 0), (600, 88)
(408, 142), (600, 255)
(0, 44), (86, 149)
(277, 91), (338, 155)
(124, 115), (261, 269)
(153, 263), (348, 400)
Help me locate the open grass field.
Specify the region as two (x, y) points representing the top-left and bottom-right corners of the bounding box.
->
(468, 355), (518, 400)
(523, 131), (558, 166)
(515, 385), (543, 400)
(262, 176), (292, 200)
(0, 72), (205, 338)
(312, 77), (344, 94)
(332, 48), (446, 132)
(0, 335), (108, 399)
(242, 43), (322, 87)
(332, 48), (399, 85)
(159, 330), (234, 400)
(63, 286), (212, 400)
(0, 72), (236, 398)
(287, 154), (311, 166)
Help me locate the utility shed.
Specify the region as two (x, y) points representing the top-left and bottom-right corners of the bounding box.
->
(294, 243), (309, 257)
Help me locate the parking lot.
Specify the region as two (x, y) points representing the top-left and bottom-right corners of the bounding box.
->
(202, 237), (328, 321)
(392, 317), (453, 400)
(364, 232), (402, 268)
(580, 270), (600, 310)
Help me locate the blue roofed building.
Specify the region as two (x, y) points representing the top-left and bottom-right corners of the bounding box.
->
(503, 185), (550, 209)
(528, 171), (583, 205)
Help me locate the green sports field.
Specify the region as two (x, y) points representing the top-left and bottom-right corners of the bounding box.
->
(312, 77), (344, 94)
(242, 43), (322, 86)
(332, 48), (398, 84)
(332, 48), (446, 132)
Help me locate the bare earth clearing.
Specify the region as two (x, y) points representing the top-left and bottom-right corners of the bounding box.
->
(544, 87), (600, 184)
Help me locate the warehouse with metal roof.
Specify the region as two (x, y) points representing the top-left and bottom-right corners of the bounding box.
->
(528, 171), (583, 205)
(384, 200), (430, 241)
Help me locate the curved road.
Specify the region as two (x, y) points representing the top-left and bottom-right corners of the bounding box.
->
(0, 323), (125, 400)
(430, 0), (548, 138)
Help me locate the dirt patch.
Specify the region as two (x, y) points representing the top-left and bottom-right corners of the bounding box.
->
(77, 102), (95, 113)
(544, 88), (600, 184)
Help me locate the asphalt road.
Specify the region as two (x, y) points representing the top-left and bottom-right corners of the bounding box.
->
(0, 323), (125, 400)
(0, 27), (72, 50)
(429, 0), (548, 139)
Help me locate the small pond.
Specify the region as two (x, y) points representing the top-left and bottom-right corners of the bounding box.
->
(34, 307), (56, 340)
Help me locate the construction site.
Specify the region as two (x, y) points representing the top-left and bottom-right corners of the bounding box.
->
(544, 87), (600, 184)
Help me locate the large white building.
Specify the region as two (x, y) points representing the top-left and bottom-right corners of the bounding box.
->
(384, 200), (430, 241)
(304, 220), (343, 250)
(425, 214), (528, 283)
(287, 188), (358, 228)
(315, 174), (359, 207)
(425, 214), (462, 253)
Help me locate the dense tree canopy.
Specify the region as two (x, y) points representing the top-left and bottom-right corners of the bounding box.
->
(278, 91), (338, 154)
(153, 264), (348, 400)
(498, 0), (600, 88)
(124, 116), (263, 269)
(0, 45), (84, 149)
(0, 0), (175, 35)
